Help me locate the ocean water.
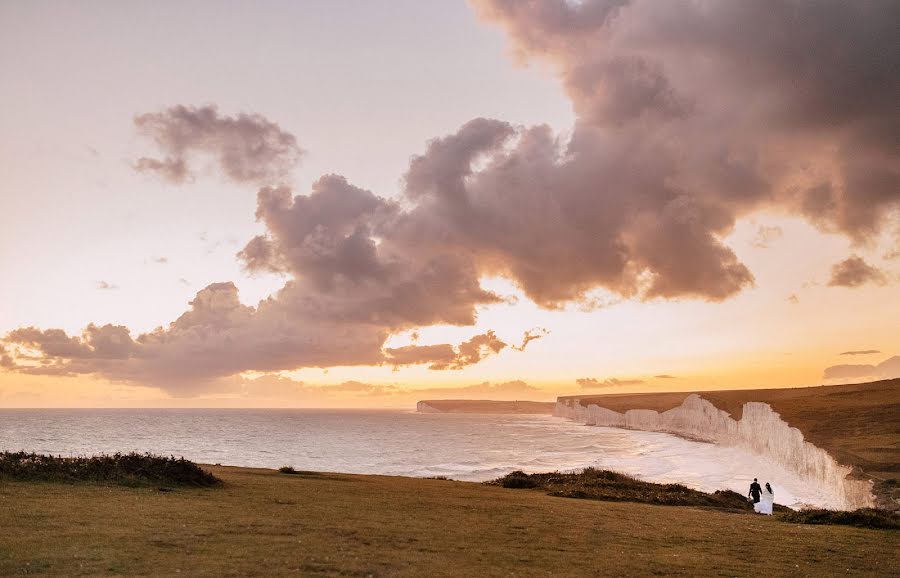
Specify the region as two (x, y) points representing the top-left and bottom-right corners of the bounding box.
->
(0, 409), (831, 508)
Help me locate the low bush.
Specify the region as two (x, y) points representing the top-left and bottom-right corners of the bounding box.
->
(779, 508), (899, 530)
(490, 468), (769, 512)
(278, 466), (299, 474)
(499, 471), (539, 489)
(0, 451), (220, 488)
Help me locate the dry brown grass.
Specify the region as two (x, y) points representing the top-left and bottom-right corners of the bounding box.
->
(1, 466), (897, 576)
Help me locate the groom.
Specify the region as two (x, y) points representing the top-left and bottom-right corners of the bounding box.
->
(748, 478), (762, 504)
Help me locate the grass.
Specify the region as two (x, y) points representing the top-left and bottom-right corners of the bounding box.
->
(779, 508), (900, 530)
(1, 465), (897, 576)
(489, 468), (785, 512)
(0, 451), (220, 488)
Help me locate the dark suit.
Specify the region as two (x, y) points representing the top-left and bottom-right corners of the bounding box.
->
(749, 481), (762, 503)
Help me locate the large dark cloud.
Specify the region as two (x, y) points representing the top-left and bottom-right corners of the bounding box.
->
(473, 0), (900, 245)
(4, 1), (899, 393)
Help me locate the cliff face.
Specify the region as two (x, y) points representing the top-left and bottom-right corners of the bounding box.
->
(555, 394), (875, 510)
(416, 402), (441, 413)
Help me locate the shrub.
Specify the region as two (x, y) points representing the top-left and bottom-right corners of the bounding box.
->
(498, 471), (539, 489)
(0, 451), (220, 488)
(489, 468), (763, 511)
(779, 508), (899, 530)
(278, 466), (299, 474)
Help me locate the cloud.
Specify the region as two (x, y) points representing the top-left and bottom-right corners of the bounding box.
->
(0, 344), (14, 369)
(96, 281), (118, 290)
(511, 327), (549, 351)
(839, 350), (881, 356)
(823, 355), (900, 381)
(151, 256), (169, 264)
(787, 294), (800, 304)
(751, 225), (784, 249)
(827, 256), (888, 288)
(384, 330), (507, 370)
(577, 377), (645, 389)
(472, 0), (900, 259)
(231, 375), (541, 403)
(416, 380), (541, 399)
(654, 374), (676, 379)
(133, 105), (303, 185)
(5, 1), (900, 394)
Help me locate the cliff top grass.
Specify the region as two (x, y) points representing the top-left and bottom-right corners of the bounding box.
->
(1, 465), (897, 576)
(0, 451), (220, 488)
(488, 467), (781, 513)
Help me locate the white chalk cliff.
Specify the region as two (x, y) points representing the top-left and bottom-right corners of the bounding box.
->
(555, 394), (874, 510)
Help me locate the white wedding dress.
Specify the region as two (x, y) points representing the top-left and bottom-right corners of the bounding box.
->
(754, 486), (774, 515)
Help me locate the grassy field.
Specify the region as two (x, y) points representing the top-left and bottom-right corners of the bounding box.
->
(1, 466), (897, 577)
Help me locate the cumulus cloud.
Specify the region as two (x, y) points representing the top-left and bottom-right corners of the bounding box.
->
(828, 256), (888, 288)
(823, 355), (900, 381)
(5, 1), (900, 394)
(384, 330), (507, 370)
(577, 377), (644, 389)
(472, 0), (900, 266)
(134, 105), (303, 184)
(96, 281), (118, 290)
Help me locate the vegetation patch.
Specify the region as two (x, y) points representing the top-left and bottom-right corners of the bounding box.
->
(0, 451), (220, 488)
(278, 466), (299, 474)
(489, 468), (784, 512)
(779, 508), (899, 530)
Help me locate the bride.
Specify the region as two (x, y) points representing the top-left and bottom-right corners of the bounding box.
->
(754, 482), (774, 515)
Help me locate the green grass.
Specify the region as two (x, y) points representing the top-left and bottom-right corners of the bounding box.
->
(1, 465), (897, 576)
(0, 451), (220, 488)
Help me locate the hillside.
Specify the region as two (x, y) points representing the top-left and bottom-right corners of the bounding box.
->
(1, 466), (897, 576)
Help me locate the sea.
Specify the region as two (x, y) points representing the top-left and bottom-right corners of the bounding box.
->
(0, 409), (834, 508)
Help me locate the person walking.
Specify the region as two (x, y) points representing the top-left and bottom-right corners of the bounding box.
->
(748, 478), (762, 505)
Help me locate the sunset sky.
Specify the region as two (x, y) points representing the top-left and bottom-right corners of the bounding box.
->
(1, 0), (898, 407)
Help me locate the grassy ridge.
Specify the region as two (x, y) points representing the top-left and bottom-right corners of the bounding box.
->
(489, 468), (767, 512)
(0, 451), (220, 487)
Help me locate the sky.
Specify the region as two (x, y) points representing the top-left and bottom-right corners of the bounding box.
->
(1, 0), (898, 408)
